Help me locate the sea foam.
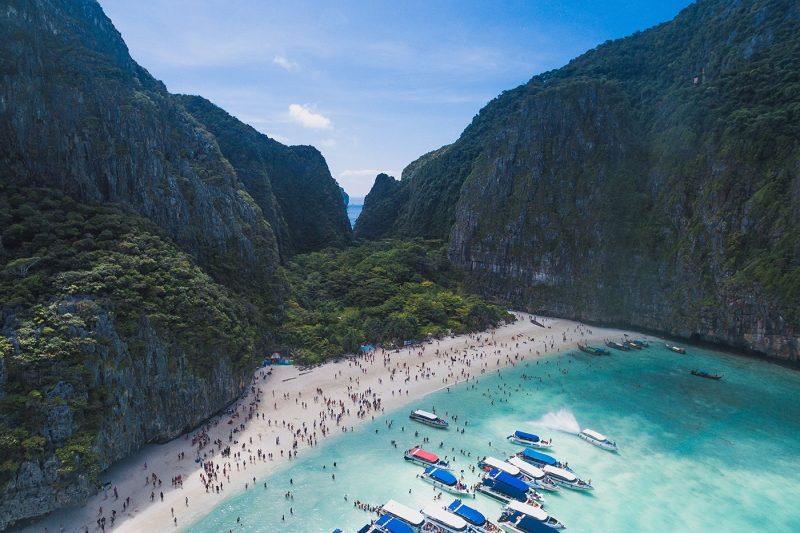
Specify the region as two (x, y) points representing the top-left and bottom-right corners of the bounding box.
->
(532, 408), (581, 434)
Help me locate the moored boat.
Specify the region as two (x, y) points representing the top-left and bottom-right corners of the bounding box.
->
(410, 409), (449, 429)
(515, 448), (565, 470)
(631, 339), (649, 348)
(577, 343), (610, 356)
(578, 429), (617, 452)
(502, 501), (566, 530)
(542, 465), (593, 491)
(623, 340), (641, 350)
(478, 468), (544, 505)
(665, 344), (686, 354)
(507, 457), (560, 492)
(405, 447), (452, 469)
(421, 504), (469, 532)
(446, 499), (504, 533)
(358, 514), (416, 533)
(507, 430), (552, 448)
(690, 369), (722, 380)
(420, 466), (474, 497)
(605, 340), (630, 351)
(381, 499), (426, 530)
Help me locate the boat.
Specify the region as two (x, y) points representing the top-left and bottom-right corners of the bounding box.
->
(499, 514), (560, 533)
(542, 465), (593, 491)
(623, 340), (641, 350)
(665, 344), (686, 354)
(420, 466), (474, 497)
(506, 457), (560, 492)
(478, 457), (549, 496)
(605, 340), (630, 351)
(690, 369), (722, 380)
(515, 448), (565, 470)
(502, 501), (566, 530)
(477, 468), (543, 505)
(421, 505), (469, 532)
(381, 499), (426, 530)
(405, 447), (452, 469)
(506, 430), (552, 448)
(358, 514), (417, 533)
(578, 429), (617, 452)
(410, 409), (449, 429)
(446, 499), (504, 533)
(630, 339), (649, 348)
(478, 456), (521, 477)
(577, 343), (610, 356)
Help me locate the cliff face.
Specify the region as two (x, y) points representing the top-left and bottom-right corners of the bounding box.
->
(353, 173), (408, 239)
(179, 95), (352, 257)
(358, 0), (800, 363)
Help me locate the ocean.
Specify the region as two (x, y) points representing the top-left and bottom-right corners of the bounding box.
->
(347, 198), (363, 228)
(187, 343), (800, 532)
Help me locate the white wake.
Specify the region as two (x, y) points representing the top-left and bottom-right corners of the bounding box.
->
(532, 408), (581, 434)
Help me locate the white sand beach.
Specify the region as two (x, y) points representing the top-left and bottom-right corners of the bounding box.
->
(22, 313), (631, 533)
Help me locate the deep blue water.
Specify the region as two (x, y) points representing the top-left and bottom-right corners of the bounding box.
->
(347, 199), (363, 228)
(188, 344), (800, 532)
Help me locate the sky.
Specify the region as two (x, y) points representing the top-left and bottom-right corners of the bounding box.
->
(99, 0), (694, 197)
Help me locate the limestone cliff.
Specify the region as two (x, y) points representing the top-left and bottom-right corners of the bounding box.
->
(357, 0), (800, 363)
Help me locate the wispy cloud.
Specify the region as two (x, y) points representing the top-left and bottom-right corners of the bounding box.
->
(288, 104), (332, 129)
(319, 138), (337, 147)
(273, 54), (298, 71)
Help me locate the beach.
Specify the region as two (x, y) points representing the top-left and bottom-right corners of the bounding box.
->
(22, 313), (627, 533)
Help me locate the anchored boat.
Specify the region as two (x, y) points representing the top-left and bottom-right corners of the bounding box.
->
(446, 499), (503, 533)
(357, 514), (417, 533)
(410, 409), (449, 429)
(665, 344), (686, 354)
(542, 465), (593, 491)
(605, 340), (630, 351)
(502, 501), (566, 530)
(478, 468), (543, 505)
(380, 500), (426, 531)
(690, 369), (722, 380)
(515, 448), (566, 470)
(507, 456), (560, 492)
(577, 343), (610, 356)
(420, 466), (474, 497)
(405, 447), (452, 469)
(507, 430), (552, 448)
(421, 504), (469, 533)
(578, 429), (617, 452)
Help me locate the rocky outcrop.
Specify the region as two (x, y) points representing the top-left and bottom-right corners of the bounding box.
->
(358, 0), (800, 363)
(353, 173), (408, 239)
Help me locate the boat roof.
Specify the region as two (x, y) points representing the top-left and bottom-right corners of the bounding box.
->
(521, 449), (559, 466)
(447, 499), (486, 527)
(543, 465), (577, 482)
(483, 456), (520, 476)
(581, 428), (608, 441)
(408, 447), (439, 463)
(506, 500), (548, 521)
(487, 468), (530, 497)
(412, 409), (439, 420)
(514, 514), (558, 533)
(375, 514), (416, 533)
(425, 466), (457, 486)
(508, 456), (545, 479)
(382, 500), (425, 527)
(514, 430), (541, 442)
(421, 505), (468, 531)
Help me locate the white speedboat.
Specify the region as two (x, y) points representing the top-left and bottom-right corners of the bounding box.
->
(477, 468), (543, 505)
(381, 499), (426, 530)
(507, 430), (552, 449)
(421, 504), (469, 532)
(542, 465), (593, 491)
(410, 409), (449, 429)
(578, 429), (617, 452)
(406, 447), (452, 469)
(446, 499), (504, 533)
(507, 457), (560, 492)
(358, 514), (416, 533)
(502, 501), (566, 530)
(420, 466), (474, 497)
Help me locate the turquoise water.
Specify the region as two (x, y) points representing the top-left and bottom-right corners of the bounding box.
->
(189, 344), (800, 532)
(347, 200), (363, 227)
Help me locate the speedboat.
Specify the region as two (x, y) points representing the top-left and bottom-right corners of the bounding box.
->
(358, 514), (416, 533)
(420, 466), (474, 497)
(406, 447), (452, 469)
(502, 501), (566, 530)
(515, 449), (565, 470)
(421, 504), (469, 532)
(446, 499), (503, 533)
(542, 465), (593, 491)
(507, 430), (552, 449)
(410, 409), (449, 429)
(578, 429), (617, 452)
(477, 468), (543, 505)
(665, 344), (686, 354)
(507, 457), (559, 492)
(381, 499), (426, 530)
(478, 456), (521, 476)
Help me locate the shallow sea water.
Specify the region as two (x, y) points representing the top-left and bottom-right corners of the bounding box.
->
(188, 343), (800, 532)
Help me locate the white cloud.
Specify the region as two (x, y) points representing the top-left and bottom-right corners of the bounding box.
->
(319, 138), (337, 147)
(273, 54), (298, 71)
(288, 104), (332, 129)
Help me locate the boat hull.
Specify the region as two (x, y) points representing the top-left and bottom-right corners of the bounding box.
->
(578, 433), (618, 452)
(547, 477), (593, 491)
(405, 455), (452, 470)
(507, 436), (551, 449)
(421, 476), (474, 498)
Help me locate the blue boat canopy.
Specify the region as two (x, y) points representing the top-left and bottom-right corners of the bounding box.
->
(513, 514), (559, 533)
(425, 466), (457, 485)
(521, 448), (558, 466)
(514, 430), (541, 442)
(375, 514), (415, 533)
(484, 468), (529, 500)
(447, 499), (486, 526)
(494, 470), (530, 493)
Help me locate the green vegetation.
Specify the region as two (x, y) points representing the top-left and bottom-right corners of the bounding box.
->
(279, 240), (514, 364)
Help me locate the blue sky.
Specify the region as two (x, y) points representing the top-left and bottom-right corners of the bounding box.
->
(99, 0), (693, 196)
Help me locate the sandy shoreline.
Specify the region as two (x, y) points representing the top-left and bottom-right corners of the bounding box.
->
(20, 313), (633, 533)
